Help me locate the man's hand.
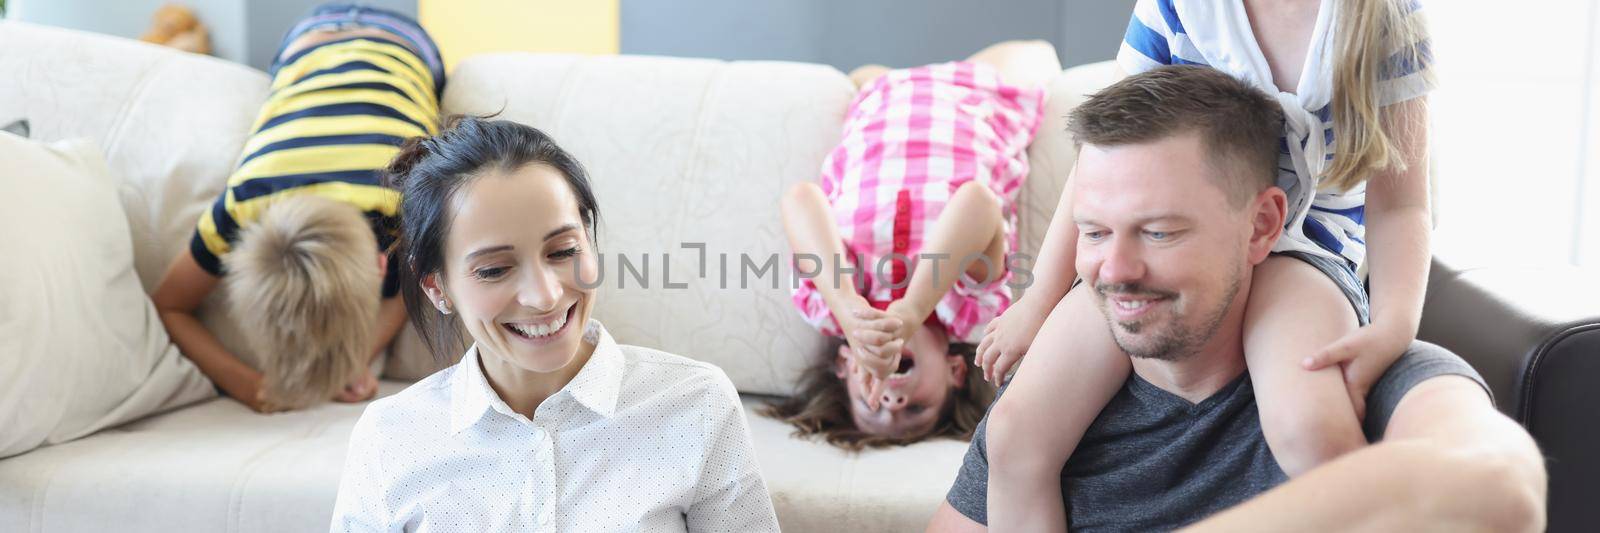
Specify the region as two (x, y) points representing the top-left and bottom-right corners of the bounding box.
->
(976, 297), (1050, 385)
(1300, 322), (1412, 419)
(334, 369), (379, 404)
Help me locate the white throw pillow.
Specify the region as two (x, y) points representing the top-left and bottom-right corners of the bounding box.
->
(0, 133), (216, 459)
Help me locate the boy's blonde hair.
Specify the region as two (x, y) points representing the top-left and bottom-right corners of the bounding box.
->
(224, 195), (380, 409)
(1326, 0), (1436, 191)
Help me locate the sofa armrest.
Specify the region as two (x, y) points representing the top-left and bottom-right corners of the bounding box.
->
(1419, 253), (1600, 533)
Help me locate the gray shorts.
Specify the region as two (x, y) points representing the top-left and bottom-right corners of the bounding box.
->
(1275, 250), (1370, 326)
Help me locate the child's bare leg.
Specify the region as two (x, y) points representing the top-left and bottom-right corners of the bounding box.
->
(849, 64), (891, 89)
(1243, 255), (1366, 476)
(965, 39), (1062, 89)
(986, 283), (1130, 532)
(885, 181), (1004, 334)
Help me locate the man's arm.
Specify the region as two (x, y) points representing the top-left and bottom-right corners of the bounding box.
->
(927, 501), (988, 533)
(1183, 375), (1546, 532)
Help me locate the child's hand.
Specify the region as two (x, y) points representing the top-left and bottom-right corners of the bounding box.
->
(1301, 323), (1413, 419)
(862, 300), (927, 402)
(846, 306), (905, 406)
(976, 299), (1049, 385)
(241, 378), (286, 414)
(334, 369), (379, 403)
(882, 299), (924, 354)
(836, 297), (905, 409)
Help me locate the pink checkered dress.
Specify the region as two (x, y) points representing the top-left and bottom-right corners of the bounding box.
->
(791, 61), (1046, 344)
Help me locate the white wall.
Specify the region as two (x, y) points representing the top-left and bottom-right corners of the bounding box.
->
(1429, 0), (1600, 267)
(1580, 0), (1600, 266)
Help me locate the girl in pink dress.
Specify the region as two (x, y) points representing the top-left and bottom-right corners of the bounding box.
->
(764, 41), (1059, 448)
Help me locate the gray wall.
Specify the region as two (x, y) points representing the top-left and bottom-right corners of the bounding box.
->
(9, 0), (414, 71)
(621, 0), (1137, 70)
(14, 0), (1133, 72)
(10, 0), (248, 62)
(242, 0), (416, 72)
(622, 0), (827, 63)
(1058, 0), (1138, 68)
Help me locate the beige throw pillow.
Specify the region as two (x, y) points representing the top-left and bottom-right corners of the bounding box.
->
(0, 133), (215, 459)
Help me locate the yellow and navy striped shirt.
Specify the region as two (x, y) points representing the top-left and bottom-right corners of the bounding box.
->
(190, 37), (439, 297)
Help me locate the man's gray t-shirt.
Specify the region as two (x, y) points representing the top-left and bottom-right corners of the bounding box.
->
(945, 340), (1489, 532)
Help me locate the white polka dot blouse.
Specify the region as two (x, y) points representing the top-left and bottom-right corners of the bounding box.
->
(330, 320), (779, 532)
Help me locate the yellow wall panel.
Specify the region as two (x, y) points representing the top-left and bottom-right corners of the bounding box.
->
(419, 0), (619, 70)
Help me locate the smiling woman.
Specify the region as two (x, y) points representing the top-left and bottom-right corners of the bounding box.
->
(329, 116), (779, 532)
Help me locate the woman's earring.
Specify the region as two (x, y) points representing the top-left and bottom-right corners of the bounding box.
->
(436, 299), (453, 315)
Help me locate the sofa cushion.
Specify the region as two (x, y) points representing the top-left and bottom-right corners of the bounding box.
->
(747, 396), (967, 531)
(0, 383), (961, 533)
(0, 384), (391, 533)
(0, 133), (215, 458)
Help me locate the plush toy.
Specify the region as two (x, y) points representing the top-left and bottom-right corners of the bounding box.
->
(140, 4), (211, 55)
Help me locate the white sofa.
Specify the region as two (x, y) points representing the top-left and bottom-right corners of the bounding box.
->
(0, 22), (1113, 532)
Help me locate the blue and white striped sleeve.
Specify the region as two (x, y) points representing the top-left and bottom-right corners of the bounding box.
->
(1118, 0), (1178, 74)
(1378, 0), (1435, 106)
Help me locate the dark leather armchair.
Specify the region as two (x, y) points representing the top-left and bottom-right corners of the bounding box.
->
(1420, 253), (1600, 532)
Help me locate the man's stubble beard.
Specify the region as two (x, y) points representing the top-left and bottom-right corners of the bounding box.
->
(1102, 260), (1241, 362)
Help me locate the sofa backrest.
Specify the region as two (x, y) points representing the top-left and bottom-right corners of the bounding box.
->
(436, 53), (1117, 395)
(0, 21), (269, 294)
(432, 53), (854, 395)
(0, 20), (1119, 396)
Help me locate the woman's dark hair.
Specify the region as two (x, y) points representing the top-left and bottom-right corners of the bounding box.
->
(759, 341), (997, 451)
(384, 115), (600, 362)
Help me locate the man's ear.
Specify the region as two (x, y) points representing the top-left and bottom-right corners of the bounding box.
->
(947, 354), (969, 389)
(833, 343), (853, 380)
(1247, 187), (1288, 265)
(377, 252), (390, 280)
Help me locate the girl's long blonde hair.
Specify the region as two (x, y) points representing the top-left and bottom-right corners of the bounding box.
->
(1325, 0), (1435, 191)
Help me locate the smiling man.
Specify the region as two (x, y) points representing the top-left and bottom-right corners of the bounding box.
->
(925, 66), (1547, 532)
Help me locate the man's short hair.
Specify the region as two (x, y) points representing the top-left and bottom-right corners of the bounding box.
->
(1067, 65), (1285, 208)
(224, 195), (380, 409)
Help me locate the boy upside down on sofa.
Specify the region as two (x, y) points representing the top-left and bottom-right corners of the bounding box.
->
(763, 41), (1059, 448)
(150, 4), (445, 412)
